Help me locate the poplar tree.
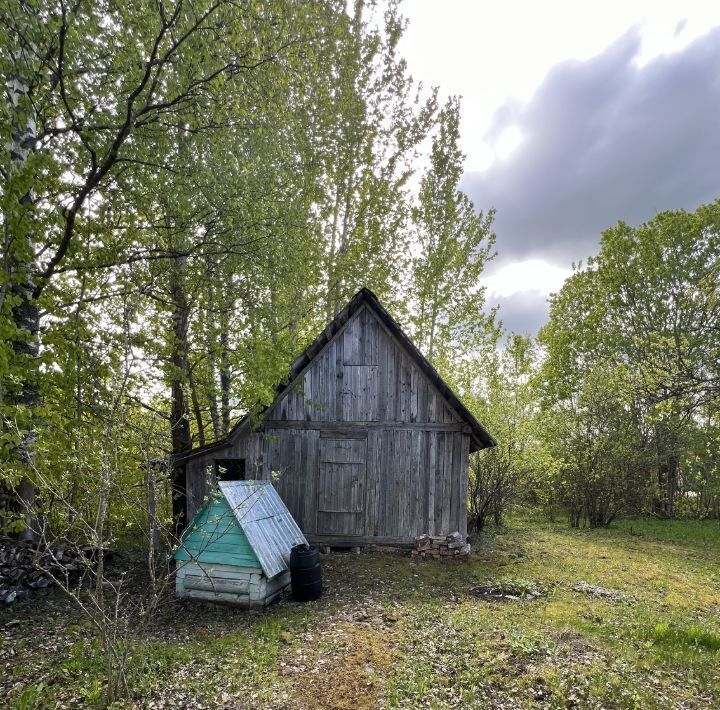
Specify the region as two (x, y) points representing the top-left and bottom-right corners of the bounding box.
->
(409, 97), (496, 381)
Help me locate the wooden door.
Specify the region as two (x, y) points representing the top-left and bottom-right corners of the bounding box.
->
(316, 437), (367, 536)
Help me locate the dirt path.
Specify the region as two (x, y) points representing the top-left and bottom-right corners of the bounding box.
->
(273, 601), (401, 709)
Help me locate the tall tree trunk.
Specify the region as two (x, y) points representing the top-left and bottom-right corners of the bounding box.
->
(218, 276), (233, 437)
(203, 257), (221, 439)
(166, 207), (192, 534)
(326, 183), (342, 320)
(219, 325), (231, 436)
(653, 465), (666, 517)
(11, 277), (40, 541)
(145, 461), (160, 562)
(493, 507), (503, 527)
(4, 44), (40, 541)
(67, 272), (88, 527)
(208, 346), (221, 440)
(188, 365), (205, 448)
(666, 453), (678, 518)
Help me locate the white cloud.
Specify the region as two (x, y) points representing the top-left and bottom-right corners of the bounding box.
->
(481, 259), (570, 299)
(493, 126), (524, 162)
(463, 27), (720, 264)
(398, 1), (720, 172)
(395, 1), (720, 333)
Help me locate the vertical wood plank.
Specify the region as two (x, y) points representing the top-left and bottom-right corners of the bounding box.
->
(459, 434), (469, 538)
(392, 430), (401, 537)
(358, 365), (367, 421)
(377, 325), (387, 418)
(398, 431), (406, 535)
(365, 429), (375, 536)
(293, 432), (303, 520)
(379, 430), (390, 536)
(304, 370), (313, 421)
(322, 351), (329, 421)
(387, 342), (396, 420)
(367, 309), (379, 365)
(449, 432), (462, 535)
(368, 367), (375, 421)
(287, 381), (296, 421)
(344, 369), (350, 421)
(428, 432), (437, 536)
(441, 432), (452, 534)
(327, 341), (336, 423)
(405, 430), (413, 535)
(305, 430), (318, 534)
(399, 354), (409, 422)
(428, 391), (437, 423)
(420, 431), (428, 535)
(434, 433), (444, 534)
(410, 367), (418, 423)
(336, 340), (345, 421)
(312, 352), (321, 422)
(298, 431), (308, 526)
(417, 378), (427, 423)
(399, 431), (406, 537)
(343, 324), (351, 365)
(358, 308), (366, 364)
(411, 430), (421, 536)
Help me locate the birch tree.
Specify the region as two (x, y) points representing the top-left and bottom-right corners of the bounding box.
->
(0, 0), (334, 532)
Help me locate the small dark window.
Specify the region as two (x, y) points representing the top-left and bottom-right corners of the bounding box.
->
(214, 458), (245, 481)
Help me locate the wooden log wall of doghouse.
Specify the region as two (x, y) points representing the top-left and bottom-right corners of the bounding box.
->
(181, 288), (496, 547)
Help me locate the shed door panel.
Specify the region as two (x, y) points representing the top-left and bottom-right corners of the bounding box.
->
(316, 438), (366, 536)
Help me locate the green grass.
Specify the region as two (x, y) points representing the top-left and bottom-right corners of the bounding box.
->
(2, 513), (719, 708)
(647, 621), (720, 652)
(613, 517), (720, 547)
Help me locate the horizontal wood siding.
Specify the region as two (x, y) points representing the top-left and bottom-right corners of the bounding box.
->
(175, 562), (289, 607)
(175, 498), (260, 569)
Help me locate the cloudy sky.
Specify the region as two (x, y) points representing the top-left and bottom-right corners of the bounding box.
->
(398, 1), (720, 334)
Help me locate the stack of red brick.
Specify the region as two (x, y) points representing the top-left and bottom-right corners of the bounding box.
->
(411, 532), (471, 559)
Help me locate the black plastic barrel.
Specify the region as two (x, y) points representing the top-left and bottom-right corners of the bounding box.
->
(289, 544), (322, 601)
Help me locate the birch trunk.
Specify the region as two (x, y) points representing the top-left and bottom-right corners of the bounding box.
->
(5, 46), (40, 541)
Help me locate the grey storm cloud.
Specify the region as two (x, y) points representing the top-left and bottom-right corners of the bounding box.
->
(463, 25), (720, 265)
(491, 290), (551, 336)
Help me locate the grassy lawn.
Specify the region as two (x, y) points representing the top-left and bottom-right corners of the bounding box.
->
(2, 514), (719, 708)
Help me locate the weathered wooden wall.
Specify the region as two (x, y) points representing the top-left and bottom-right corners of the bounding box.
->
(186, 304), (472, 544)
(175, 561), (289, 608)
(268, 305), (461, 425)
(186, 433), (263, 516)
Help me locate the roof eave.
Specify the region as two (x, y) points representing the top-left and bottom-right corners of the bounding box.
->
(179, 287), (496, 460)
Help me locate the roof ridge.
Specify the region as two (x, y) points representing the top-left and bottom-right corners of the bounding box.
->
(178, 287), (495, 462)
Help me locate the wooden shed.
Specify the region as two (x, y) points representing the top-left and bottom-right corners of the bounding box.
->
(181, 288), (495, 547)
(174, 480), (306, 607)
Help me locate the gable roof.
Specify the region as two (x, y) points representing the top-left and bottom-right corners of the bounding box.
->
(181, 288), (496, 459)
(205, 481), (307, 578)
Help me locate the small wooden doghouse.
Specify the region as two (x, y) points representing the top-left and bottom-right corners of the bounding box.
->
(181, 288), (496, 547)
(174, 480), (306, 607)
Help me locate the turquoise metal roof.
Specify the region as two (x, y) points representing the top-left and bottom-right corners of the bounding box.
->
(174, 496), (260, 569)
(218, 480), (307, 579)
